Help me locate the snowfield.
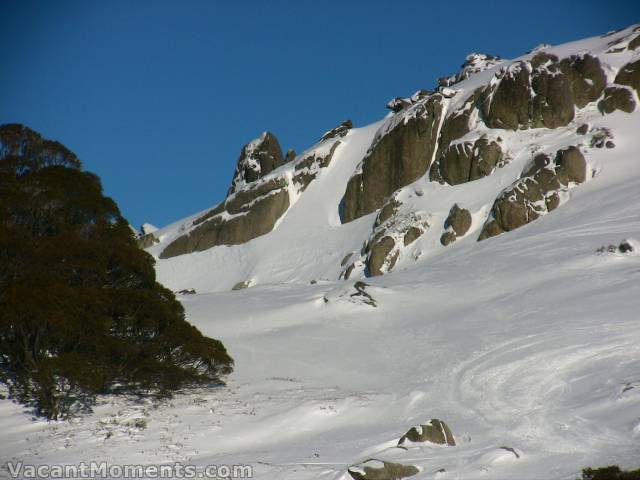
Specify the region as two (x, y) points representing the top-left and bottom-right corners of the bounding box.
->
(2, 26), (640, 480)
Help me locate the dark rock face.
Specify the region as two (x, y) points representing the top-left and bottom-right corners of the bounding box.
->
(615, 59), (640, 96)
(481, 62), (533, 129)
(436, 89), (482, 157)
(629, 34), (640, 50)
(348, 460), (419, 480)
(481, 53), (587, 130)
(321, 120), (352, 141)
(479, 146), (586, 240)
(431, 137), (502, 185)
(160, 178), (290, 258)
(559, 54), (607, 108)
(398, 419), (456, 446)
(598, 86), (636, 114)
(341, 94), (445, 223)
(229, 132), (286, 194)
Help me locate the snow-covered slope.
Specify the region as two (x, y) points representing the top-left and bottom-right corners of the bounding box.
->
(3, 25), (640, 480)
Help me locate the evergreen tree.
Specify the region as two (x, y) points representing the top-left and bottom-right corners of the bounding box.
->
(0, 124), (233, 419)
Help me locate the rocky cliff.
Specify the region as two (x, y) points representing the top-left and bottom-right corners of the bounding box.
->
(145, 24), (640, 287)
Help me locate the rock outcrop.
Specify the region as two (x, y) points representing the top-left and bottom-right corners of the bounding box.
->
(440, 205), (472, 246)
(160, 177), (290, 258)
(292, 141), (341, 192)
(599, 86), (636, 114)
(160, 137), (341, 258)
(479, 146), (587, 240)
(438, 53), (504, 87)
(615, 59), (640, 95)
(398, 419), (456, 447)
(341, 94), (445, 223)
(321, 120), (352, 141)
(481, 52), (606, 130)
(348, 460), (419, 480)
(430, 136), (503, 185)
(228, 132), (287, 194)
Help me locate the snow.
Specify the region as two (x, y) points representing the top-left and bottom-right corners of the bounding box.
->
(2, 24), (640, 480)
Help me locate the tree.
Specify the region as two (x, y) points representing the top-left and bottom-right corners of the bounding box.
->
(0, 124), (233, 419)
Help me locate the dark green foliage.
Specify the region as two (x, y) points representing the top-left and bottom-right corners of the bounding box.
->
(0, 124), (233, 419)
(582, 466), (640, 480)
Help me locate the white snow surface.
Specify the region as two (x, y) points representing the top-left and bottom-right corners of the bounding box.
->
(2, 25), (640, 480)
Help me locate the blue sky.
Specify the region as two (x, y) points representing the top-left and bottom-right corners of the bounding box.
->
(1, 1), (636, 229)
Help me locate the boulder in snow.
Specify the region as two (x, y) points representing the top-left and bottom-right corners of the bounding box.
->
(398, 419), (456, 447)
(348, 459), (419, 480)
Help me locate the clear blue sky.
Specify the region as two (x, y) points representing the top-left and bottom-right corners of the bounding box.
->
(1, 1), (637, 229)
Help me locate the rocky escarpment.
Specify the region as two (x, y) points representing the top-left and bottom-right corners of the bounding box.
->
(340, 94), (445, 223)
(151, 25), (640, 283)
(228, 131), (288, 194)
(159, 133), (341, 258)
(430, 135), (505, 185)
(481, 52), (606, 130)
(479, 146), (587, 240)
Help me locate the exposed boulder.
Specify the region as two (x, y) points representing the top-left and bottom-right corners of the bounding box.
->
(341, 94), (445, 223)
(229, 132), (286, 194)
(440, 231), (456, 246)
(479, 146), (586, 240)
(614, 59), (640, 96)
(321, 120), (352, 141)
(431, 136), (503, 185)
(576, 123), (589, 135)
(440, 204), (472, 246)
(367, 236), (397, 277)
(598, 86), (636, 114)
(398, 419), (456, 447)
(348, 460), (419, 480)
(555, 145), (587, 184)
(589, 127), (614, 148)
(375, 197), (402, 227)
(596, 239), (636, 254)
(232, 280), (253, 291)
(445, 204), (472, 235)
(403, 226), (423, 246)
